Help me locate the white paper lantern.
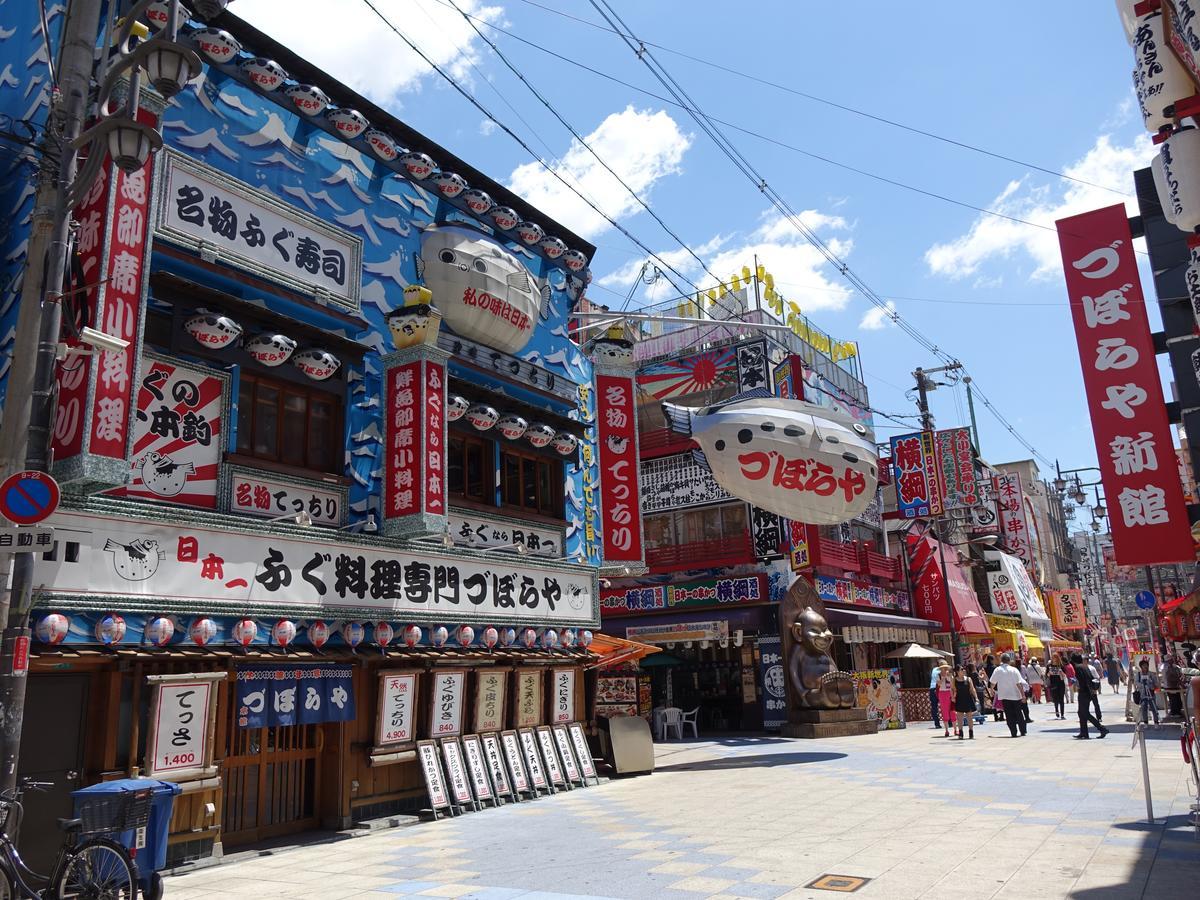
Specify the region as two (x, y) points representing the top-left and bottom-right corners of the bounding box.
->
(419, 225), (540, 354)
(365, 129), (399, 162)
(500, 627), (517, 647)
(462, 189), (494, 215)
(456, 625), (475, 647)
(561, 628), (577, 648)
(36, 613), (69, 645)
(284, 83), (329, 117)
(562, 249), (589, 272)
(244, 333), (296, 366)
(145, 1), (189, 31)
(1159, 126), (1200, 232)
(579, 629), (593, 649)
(1192, 346), (1200, 389)
(431, 625), (449, 647)
(466, 404), (499, 431)
(308, 620), (330, 649)
(402, 151), (436, 180)
(1133, 11), (1192, 132)
(324, 107), (369, 139)
(1116, 0), (1139, 44)
(490, 206), (519, 230)
(446, 395), (470, 421)
(526, 423), (555, 448)
(515, 221), (544, 245)
(539, 236), (567, 259)
(403, 624), (422, 648)
(273, 619), (297, 647)
(145, 616), (174, 647)
(185, 311), (242, 348)
(496, 414), (528, 440)
(541, 629), (559, 649)
(240, 57), (287, 92)
(189, 617), (217, 647)
(1188, 244), (1200, 332)
(661, 396), (878, 525)
(343, 621), (365, 648)
(434, 171), (468, 198)
(483, 626), (499, 649)
(375, 622), (395, 647)
(232, 618), (258, 647)
(95, 614), (126, 645)
(1152, 153), (1180, 227)
(521, 627), (537, 649)
(292, 349), (340, 380)
(190, 28), (241, 64)
(550, 432), (578, 456)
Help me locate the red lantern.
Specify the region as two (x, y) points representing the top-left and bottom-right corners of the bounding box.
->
(308, 620), (330, 649)
(403, 625), (422, 648)
(273, 619), (297, 647)
(482, 626), (499, 649)
(232, 618), (258, 647)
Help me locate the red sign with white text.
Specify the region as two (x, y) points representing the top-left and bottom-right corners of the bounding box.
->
(385, 358), (446, 520)
(597, 374), (642, 563)
(424, 361), (446, 515)
(1057, 204), (1192, 565)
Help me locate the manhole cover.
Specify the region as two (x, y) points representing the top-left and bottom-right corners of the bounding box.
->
(805, 874), (872, 893)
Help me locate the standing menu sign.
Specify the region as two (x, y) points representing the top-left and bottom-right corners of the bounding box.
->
(549, 668), (577, 724)
(480, 733), (514, 800)
(552, 725), (582, 785)
(461, 734), (495, 805)
(500, 730), (531, 795)
(568, 723), (597, 783)
(536, 726), (566, 787)
(513, 668), (543, 728)
(1057, 204), (1193, 565)
(440, 738), (474, 809)
(376, 672), (418, 749)
(518, 728), (548, 791)
(145, 672), (225, 780)
(417, 740), (451, 815)
(473, 670), (507, 733)
(429, 669), (466, 738)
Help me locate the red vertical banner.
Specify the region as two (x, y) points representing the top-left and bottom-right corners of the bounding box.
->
(597, 374), (642, 563)
(386, 361), (422, 519)
(1057, 204), (1192, 565)
(424, 360), (446, 515)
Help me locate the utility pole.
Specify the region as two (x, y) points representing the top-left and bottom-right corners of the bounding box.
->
(911, 362), (962, 432)
(963, 375), (981, 457)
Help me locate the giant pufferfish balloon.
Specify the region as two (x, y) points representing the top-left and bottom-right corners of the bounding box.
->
(662, 392), (878, 525)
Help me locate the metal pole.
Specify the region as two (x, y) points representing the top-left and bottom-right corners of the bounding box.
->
(1136, 722), (1155, 823)
(752, 253), (762, 315)
(935, 517), (960, 663)
(964, 375), (981, 456)
(914, 369), (933, 431)
(0, 0), (105, 796)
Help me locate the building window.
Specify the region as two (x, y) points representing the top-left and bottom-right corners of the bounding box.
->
(500, 447), (562, 518)
(448, 432), (495, 504)
(235, 372), (341, 474)
(643, 503), (747, 548)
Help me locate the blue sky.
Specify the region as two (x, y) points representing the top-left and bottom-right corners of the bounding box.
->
(236, 0), (1156, 484)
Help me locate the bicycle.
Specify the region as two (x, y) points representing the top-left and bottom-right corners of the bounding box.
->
(0, 776), (146, 899)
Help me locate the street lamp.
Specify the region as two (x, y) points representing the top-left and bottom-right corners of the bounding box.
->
(1092, 486), (1106, 520)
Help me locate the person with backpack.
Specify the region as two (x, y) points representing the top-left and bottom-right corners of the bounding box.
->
(1134, 658), (1161, 728)
(1071, 652), (1108, 740)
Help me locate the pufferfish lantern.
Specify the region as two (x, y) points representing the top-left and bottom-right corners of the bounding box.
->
(550, 432), (578, 456)
(418, 225), (540, 354)
(284, 83), (329, 117)
(189, 28), (241, 65)
(240, 57), (288, 92)
(292, 349), (340, 381)
(526, 423), (556, 449)
(446, 395), (470, 422)
(466, 404), (499, 431)
(662, 393), (878, 525)
(496, 414), (528, 441)
(185, 311), (243, 349)
(244, 333), (297, 366)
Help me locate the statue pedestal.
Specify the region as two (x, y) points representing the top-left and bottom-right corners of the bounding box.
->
(781, 708), (877, 739)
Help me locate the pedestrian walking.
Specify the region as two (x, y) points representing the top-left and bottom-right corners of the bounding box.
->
(1087, 657), (1103, 722)
(1046, 654), (1067, 719)
(1164, 655), (1185, 719)
(1064, 657), (1077, 704)
(967, 664), (988, 724)
(952, 665), (977, 740)
(928, 663), (942, 729)
(936, 662), (955, 738)
(1134, 659), (1161, 728)
(1026, 659), (1044, 703)
(984, 654), (997, 679)
(1072, 653), (1108, 740)
(989, 653), (1029, 738)
(1104, 653), (1124, 694)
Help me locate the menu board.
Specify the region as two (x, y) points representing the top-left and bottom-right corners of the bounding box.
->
(552, 725), (581, 784)
(376, 672), (418, 748)
(536, 726), (566, 786)
(549, 668), (577, 725)
(461, 734), (494, 803)
(518, 728), (547, 789)
(473, 670), (507, 733)
(480, 732), (513, 800)
(500, 730), (530, 794)
(417, 740), (450, 811)
(568, 723), (597, 781)
(429, 670), (466, 738)
(513, 668), (543, 729)
(440, 738), (474, 807)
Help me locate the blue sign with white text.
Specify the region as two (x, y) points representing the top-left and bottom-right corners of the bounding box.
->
(235, 664), (356, 728)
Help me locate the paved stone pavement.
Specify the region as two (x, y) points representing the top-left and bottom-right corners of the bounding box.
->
(166, 693), (1199, 900)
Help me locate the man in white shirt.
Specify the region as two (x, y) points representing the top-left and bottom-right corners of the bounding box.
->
(990, 653), (1030, 738)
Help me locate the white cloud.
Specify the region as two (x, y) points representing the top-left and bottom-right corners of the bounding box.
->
(859, 300), (897, 330)
(233, 0), (503, 104)
(505, 106), (692, 240)
(478, 118), (497, 137)
(924, 132), (1154, 280)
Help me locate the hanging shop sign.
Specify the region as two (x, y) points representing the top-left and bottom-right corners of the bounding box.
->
(513, 668), (543, 729)
(597, 374), (643, 564)
(115, 354), (227, 508)
(987, 552), (1052, 642)
(234, 664), (355, 729)
(969, 476), (999, 531)
(439, 333), (577, 403)
(639, 453), (732, 512)
(751, 507), (785, 559)
(600, 574), (766, 617)
(549, 668), (577, 724)
(53, 110), (156, 476)
(447, 512), (562, 556)
(473, 669), (507, 733)
(155, 150), (362, 311)
(624, 620), (729, 644)
(814, 575), (911, 614)
(1057, 204), (1193, 565)
(934, 427), (978, 510)
(758, 633), (787, 729)
(228, 467), (344, 527)
(788, 519), (811, 571)
(735, 340), (771, 393)
(376, 671), (418, 748)
(1049, 589), (1087, 631)
(429, 669), (466, 739)
(889, 431), (944, 518)
(38, 511), (598, 625)
(145, 671), (225, 780)
(384, 356), (447, 524)
(1165, 1), (1200, 90)
(851, 668), (905, 730)
(994, 473), (1035, 573)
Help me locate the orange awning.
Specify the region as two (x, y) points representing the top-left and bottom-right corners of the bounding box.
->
(586, 632), (662, 670)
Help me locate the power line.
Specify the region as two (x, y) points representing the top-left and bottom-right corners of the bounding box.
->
(510, 0), (1129, 198)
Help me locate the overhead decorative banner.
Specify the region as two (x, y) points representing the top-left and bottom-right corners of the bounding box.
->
(1048, 589), (1086, 631)
(994, 473), (1035, 574)
(814, 575), (911, 613)
(600, 575), (766, 616)
(987, 551), (1052, 642)
(637, 347), (737, 400)
(1057, 204), (1192, 565)
(597, 374), (643, 564)
(235, 665), (356, 728)
(117, 354), (226, 508)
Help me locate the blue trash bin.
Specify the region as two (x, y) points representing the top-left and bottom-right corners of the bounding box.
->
(73, 778), (181, 895)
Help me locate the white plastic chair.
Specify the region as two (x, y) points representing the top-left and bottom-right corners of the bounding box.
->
(679, 706), (700, 738)
(662, 707), (683, 740)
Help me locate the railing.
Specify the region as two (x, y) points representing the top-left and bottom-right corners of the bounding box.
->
(810, 536), (861, 573)
(860, 548), (902, 581)
(637, 427), (697, 458)
(645, 533), (755, 574)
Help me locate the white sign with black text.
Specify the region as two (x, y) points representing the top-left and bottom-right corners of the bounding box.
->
(376, 672), (417, 747)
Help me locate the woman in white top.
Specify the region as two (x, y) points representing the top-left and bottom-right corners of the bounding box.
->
(1026, 659), (1045, 703)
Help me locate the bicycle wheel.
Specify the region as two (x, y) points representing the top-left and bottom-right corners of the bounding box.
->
(50, 838), (135, 900)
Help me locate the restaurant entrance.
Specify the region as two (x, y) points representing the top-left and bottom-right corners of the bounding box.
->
(649, 638), (763, 733)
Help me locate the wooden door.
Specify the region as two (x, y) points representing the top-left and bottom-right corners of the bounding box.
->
(222, 714), (322, 846)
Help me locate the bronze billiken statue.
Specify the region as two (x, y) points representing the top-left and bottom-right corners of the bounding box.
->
(789, 605), (856, 709)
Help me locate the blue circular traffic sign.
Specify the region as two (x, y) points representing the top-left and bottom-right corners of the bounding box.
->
(0, 470), (60, 526)
(1134, 590), (1157, 610)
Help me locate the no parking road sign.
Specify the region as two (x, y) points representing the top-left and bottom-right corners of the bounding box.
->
(0, 470), (60, 526)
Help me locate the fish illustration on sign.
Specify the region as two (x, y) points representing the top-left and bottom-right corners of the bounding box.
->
(103, 538), (166, 582)
(662, 392), (878, 525)
(137, 450), (196, 497)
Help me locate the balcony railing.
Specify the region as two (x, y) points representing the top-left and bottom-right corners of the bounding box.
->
(860, 548), (902, 581)
(645, 533), (755, 574)
(638, 427), (697, 458)
(809, 536), (860, 572)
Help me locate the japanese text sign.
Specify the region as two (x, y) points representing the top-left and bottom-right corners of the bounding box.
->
(994, 473), (1035, 573)
(1057, 204), (1192, 565)
(473, 670), (507, 733)
(934, 427), (978, 510)
(889, 431), (943, 518)
(597, 374), (643, 563)
(440, 739), (474, 806)
(1049, 589), (1087, 630)
(235, 665), (355, 729)
(429, 670), (465, 738)
(155, 150), (361, 311)
(229, 469), (343, 527)
(145, 671), (225, 780)
(376, 671), (418, 747)
(514, 668), (542, 728)
(417, 741), (450, 810)
(385, 358), (447, 521)
(600, 575), (765, 617)
(550, 668), (576, 724)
